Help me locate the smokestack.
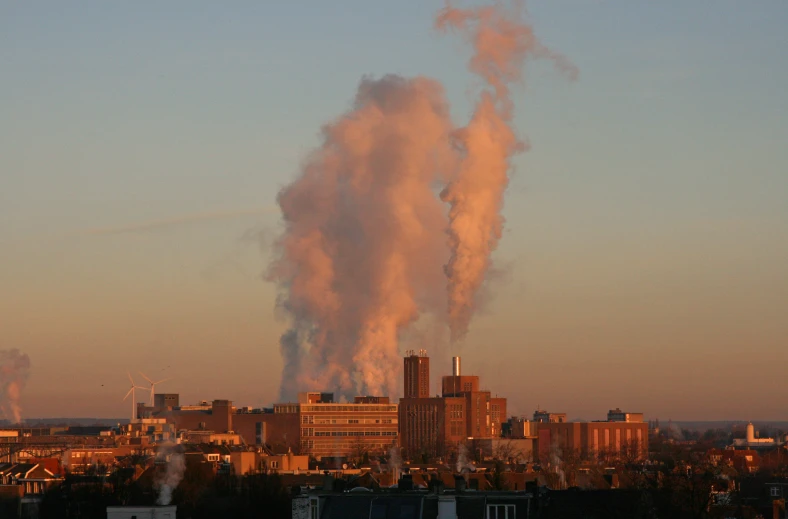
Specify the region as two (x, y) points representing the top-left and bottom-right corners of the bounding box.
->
(452, 356), (461, 377)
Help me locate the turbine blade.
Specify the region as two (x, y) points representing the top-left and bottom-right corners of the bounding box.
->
(152, 378), (171, 385)
(123, 388), (133, 401)
(139, 372), (154, 385)
(127, 371), (135, 385)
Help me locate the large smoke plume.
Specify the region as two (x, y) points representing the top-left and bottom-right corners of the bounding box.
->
(269, 76), (456, 399)
(268, 1), (573, 400)
(0, 349), (31, 424)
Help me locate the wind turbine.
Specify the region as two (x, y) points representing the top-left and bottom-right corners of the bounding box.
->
(139, 372), (171, 406)
(123, 372), (150, 422)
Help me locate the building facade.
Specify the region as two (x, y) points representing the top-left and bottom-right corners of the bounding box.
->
(490, 398), (507, 438)
(536, 421), (648, 461)
(299, 400), (398, 458)
(465, 391), (492, 438)
(399, 396), (466, 458)
(441, 375), (479, 397)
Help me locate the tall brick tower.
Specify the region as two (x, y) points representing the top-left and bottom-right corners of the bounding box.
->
(403, 350), (429, 398)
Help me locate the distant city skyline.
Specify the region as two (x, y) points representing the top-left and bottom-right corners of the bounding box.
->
(2, 1), (787, 421)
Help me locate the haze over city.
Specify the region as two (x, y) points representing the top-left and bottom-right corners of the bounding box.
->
(2, 0), (787, 423)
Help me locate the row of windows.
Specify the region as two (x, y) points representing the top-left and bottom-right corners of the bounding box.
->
(302, 416), (395, 424)
(300, 405), (397, 412)
(309, 431), (398, 437)
(274, 405), (298, 414)
(405, 408), (439, 414)
(303, 426), (397, 436)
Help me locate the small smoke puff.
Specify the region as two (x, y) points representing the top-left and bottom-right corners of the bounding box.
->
(0, 349), (31, 424)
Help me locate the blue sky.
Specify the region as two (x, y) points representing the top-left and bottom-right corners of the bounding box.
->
(2, 1), (787, 420)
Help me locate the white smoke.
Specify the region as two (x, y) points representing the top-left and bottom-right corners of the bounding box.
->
(0, 349), (31, 424)
(435, 2), (577, 344)
(155, 444), (186, 506)
(456, 443), (475, 473)
(548, 439), (566, 489)
(268, 75), (456, 400)
(389, 445), (402, 481)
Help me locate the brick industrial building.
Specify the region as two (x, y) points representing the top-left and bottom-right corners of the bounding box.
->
(399, 352), (507, 458)
(534, 409), (649, 461)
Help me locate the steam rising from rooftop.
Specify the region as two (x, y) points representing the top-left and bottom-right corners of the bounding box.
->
(156, 444), (186, 506)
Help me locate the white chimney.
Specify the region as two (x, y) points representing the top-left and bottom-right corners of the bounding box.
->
(746, 423), (755, 443)
(452, 357), (461, 377)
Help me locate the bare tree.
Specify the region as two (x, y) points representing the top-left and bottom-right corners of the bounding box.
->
(492, 440), (528, 464)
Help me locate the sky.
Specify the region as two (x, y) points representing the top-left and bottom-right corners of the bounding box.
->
(1, 1), (786, 422)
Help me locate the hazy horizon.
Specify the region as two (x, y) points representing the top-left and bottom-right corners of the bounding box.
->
(2, 1), (786, 422)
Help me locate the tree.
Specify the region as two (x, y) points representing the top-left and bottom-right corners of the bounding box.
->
(490, 460), (508, 490)
(351, 436), (368, 467)
(492, 439), (528, 464)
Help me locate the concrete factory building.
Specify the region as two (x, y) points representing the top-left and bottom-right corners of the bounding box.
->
(297, 392), (398, 458)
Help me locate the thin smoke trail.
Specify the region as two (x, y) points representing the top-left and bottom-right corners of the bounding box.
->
(437, 1), (577, 344)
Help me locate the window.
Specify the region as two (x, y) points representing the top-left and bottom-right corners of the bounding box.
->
(487, 504), (515, 519)
(310, 499), (319, 519)
(771, 486), (781, 497)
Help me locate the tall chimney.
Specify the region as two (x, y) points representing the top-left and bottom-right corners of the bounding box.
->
(452, 357), (461, 377)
